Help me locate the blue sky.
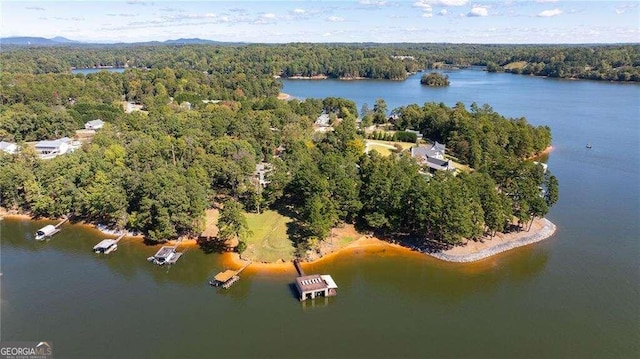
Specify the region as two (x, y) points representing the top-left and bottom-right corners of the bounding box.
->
(1, 1), (638, 43)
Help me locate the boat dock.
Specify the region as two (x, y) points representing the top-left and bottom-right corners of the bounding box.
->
(210, 262), (251, 289)
(147, 244), (183, 265)
(293, 259), (338, 301)
(93, 233), (125, 254)
(35, 217), (68, 241)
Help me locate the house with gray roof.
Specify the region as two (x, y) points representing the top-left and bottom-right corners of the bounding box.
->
(410, 142), (454, 172)
(35, 137), (77, 159)
(84, 119), (105, 130)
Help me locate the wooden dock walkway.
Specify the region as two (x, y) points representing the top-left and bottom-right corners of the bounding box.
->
(294, 259), (305, 276)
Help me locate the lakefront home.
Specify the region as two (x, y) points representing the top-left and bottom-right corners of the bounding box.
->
(253, 162), (274, 188)
(0, 141), (18, 154)
(410, 141), (454, 172)
(84, 119), (105, 130)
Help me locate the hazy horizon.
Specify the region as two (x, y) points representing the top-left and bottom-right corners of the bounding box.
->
(1, 0), (638, 44)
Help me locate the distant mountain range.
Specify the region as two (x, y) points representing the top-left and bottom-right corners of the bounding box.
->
(0, 36), (238, 46)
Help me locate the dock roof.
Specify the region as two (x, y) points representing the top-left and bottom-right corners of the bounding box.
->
(296, 274), (328, 292)
(214, 270), (237, 283)
(94, 239), (117, 250)
(153, 246), (176, 258)
(320, 275), (338, 289)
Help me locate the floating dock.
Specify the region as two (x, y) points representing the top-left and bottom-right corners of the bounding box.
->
(147, 245), (183, 265)
(210, 262), (251, 289)
(35, 217), (68, 241)
(293, 259), (338, 301)
(93, 233), (125, 254)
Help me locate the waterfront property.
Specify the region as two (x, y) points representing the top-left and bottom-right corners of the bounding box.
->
(147, 245), (183, 265)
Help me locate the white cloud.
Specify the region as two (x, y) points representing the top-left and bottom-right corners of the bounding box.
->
(413, 1), (432, 10)
(359, 0), (387, 6)
(293, 8), (306, 14)
(438, 9), (448, 16)
(327, 16), (345, 22)
(436, 0), (468, 6)
(25, 6), (46, 11)
(468, 6), (488, 17)
(263, 13), (277, 19)
(422, 12), (433, 18)
(535, 0), (559, 3)
(538, 9), (562, 17)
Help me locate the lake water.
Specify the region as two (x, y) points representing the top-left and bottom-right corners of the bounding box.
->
(71, 68), (126, 75)
(2, 70), (639, 358)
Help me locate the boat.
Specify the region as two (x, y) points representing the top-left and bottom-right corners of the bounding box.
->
(586, 143), (592, 149)
(93, 239), (118, 254)
(35, 225), (58, 241)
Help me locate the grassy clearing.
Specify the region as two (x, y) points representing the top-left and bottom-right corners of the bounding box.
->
(504, 61), (527, 70)
(365, 140), (414, 157)
(243, 210), (295, 262)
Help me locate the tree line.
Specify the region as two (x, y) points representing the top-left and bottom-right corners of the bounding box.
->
(2, 42), (638, 82)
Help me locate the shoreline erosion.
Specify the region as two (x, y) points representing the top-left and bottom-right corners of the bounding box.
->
(1, 208), (556, 270)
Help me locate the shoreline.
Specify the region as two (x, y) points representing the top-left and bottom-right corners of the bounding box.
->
(2, 208), (556, 270)
(225, 217), (557, 271)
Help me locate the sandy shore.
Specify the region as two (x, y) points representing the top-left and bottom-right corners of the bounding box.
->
(223, 217), (557, 271)
(277, 92), (294, 101)
(427, 218), (556, 263)
(2, 207), (556, 270)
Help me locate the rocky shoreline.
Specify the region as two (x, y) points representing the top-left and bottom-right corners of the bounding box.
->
(426, 218), (557, 263)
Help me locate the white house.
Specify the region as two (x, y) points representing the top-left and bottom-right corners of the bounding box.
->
(0, 141), (18, 154)
(85, 119), (105, 130)
(35, 137), (72, 159)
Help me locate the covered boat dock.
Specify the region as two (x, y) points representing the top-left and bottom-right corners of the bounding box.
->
(147, 245), (183, 265)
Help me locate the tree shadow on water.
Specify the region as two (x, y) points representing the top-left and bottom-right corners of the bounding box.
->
(197, 236), (231, 254)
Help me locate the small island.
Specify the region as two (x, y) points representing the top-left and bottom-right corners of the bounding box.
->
(420, 72), (450, 87)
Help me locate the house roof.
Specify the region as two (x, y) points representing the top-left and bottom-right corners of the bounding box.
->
(425, 157), (452, 171)
(315, 113), (331, 126)
(35, 137), (71, 148)
(411, 146), (440, 159)
(86, 119), (104, 126)
(0, 141), (16, 150)
(431, 141), (446, 153)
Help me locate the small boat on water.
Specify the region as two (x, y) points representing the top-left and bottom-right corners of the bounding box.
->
(93, 239), (118, 254)
(586, 143), (592, 149)
(35, 225), (59, 241)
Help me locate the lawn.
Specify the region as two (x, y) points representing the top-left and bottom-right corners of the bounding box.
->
(365, 140), (414, 157)
(242, 210), (295, 262)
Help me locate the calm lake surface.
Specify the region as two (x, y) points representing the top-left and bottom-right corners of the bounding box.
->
(2, 70), (639, 358)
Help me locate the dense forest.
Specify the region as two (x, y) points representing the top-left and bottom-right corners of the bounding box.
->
(0, 45), (559, 254)
(1, 42), (639, 82)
